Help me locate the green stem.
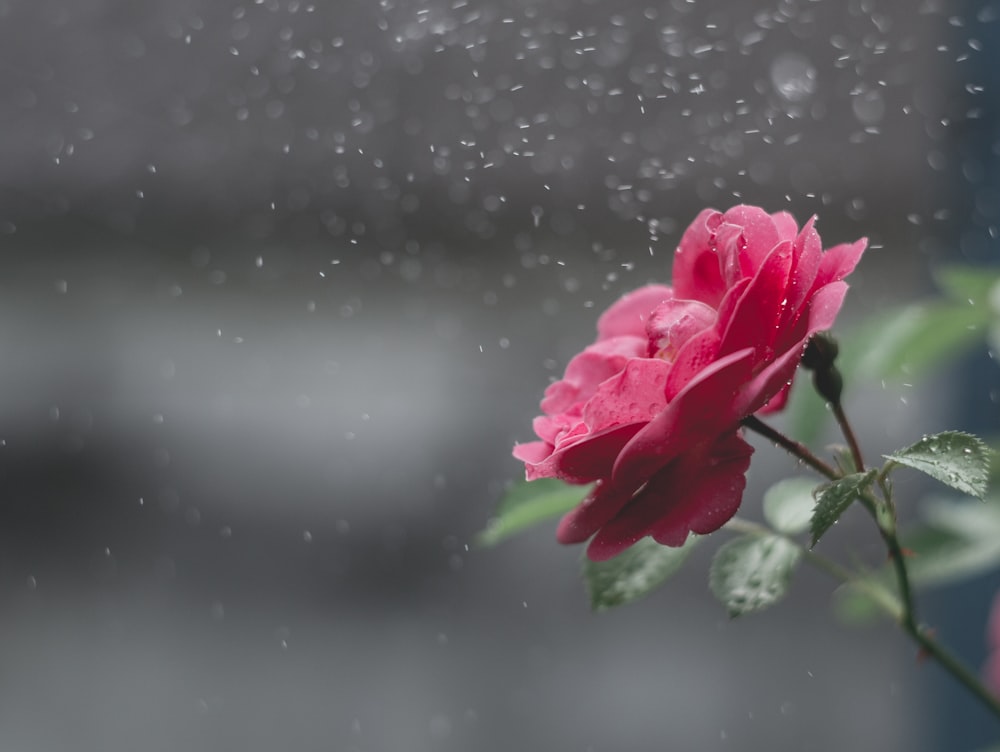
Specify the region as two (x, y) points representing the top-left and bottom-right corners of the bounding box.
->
(884, 522), (1000, 716)
(827, 401), (918, 636)
(856, 489), (919, 634)
(725, 516), (1000, 717)
(831, 399), (865, 472)
(910, 626), (1000, 718)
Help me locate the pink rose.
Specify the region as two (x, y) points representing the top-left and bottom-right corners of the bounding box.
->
(514, 205), (866, 560)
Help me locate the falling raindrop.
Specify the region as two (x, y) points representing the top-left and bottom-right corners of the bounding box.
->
(852, 88), (886, 126)
(770, 53), (817, 102)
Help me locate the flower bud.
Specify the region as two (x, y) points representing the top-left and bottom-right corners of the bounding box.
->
(802, 332), (840, 372)
(812, 365), (843, 405)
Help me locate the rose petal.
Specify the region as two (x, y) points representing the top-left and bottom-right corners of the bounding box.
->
(540, 335), (646, 414)
(811, 238), (867, 295)
(530, 414), (567, 445)
(581, 357), (672, 433)
(802, 279), (850, 334)
(527, 422), (645, 483)
(596, 285), (673, 341)
(718, 240), (794, 359)
(645, 298), (717, 359)
(736, 340), (805, 418)
(661, 278), (745, 401)
(652, 432), (753, 541)
(662, 326), (722, 402)
(770, 210), (800, 241)
(672, 208), (726, 306)
(512, 440), (552, 467)
(756, 382), (792, 414)
(719, 205), (782, 279)
(783, 216), (822, 320)
(714, 221), (749, 288)
(585, 431), (754, 559)
(555, 348), (754, 543)
(613, 347), (756, 486)
(737, 280), (849, 417)
(557, 477), (638, 545)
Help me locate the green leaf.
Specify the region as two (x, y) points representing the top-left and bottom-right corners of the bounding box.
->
(934, 265), (1000, 305)
(477, 478), (589, 547)
(832, 578), (902, 625)
(831, 582), (880, 624)
(885, 431), (992, 499)
(810, 470), (878, 547)
(583, 536), (700, 611)
(845, 265), (998, 384)
(905, 526), (1000, 589)
(920, 494), (1000, 537)
(902, 498), (1000, 587)
(762, 477), (819, 535)
(850, 302), (989, 381)
(709, 535), (802, 617)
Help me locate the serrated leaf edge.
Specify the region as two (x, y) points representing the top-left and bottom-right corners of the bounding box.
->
(884, 431), (993, 500)
(809, 470), (878, 548)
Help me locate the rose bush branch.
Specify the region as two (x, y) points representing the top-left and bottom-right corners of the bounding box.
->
(912, 622), (1000, 719)
(798, 339), (920, 639)
(740, 414), (838, 481)
(858, 484), (919, 637)
(762, 334), (923, 636)
(745, 401), (1000, 717)
(740, 413), (921, 628)
(822, 413), (1000, 717)
(725, 509), (1000, 719)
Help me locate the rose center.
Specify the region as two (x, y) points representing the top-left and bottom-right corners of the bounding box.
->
(645, 298), (717, 362)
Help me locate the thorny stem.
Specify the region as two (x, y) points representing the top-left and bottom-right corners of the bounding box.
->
(744, 411), (1000, 719)
(855, 488), (1000, 717)
(831, 400), (865, 473)
(726, 514), (1000, 718)
(857, 488), (918, 631)
(740, 415), (838, 481)
(827, 404), (918, 636)
(909, 625), (1000, 719)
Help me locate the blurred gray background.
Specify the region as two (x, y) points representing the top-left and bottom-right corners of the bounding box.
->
(0, 0), (998, 750)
